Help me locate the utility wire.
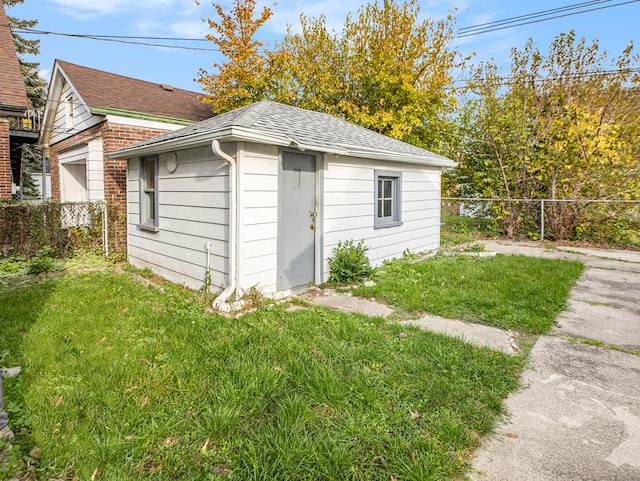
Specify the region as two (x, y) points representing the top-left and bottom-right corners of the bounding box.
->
(453, 67), (640, 85)
(10, 25), (277, 52)
(9, 26), (218, 51)
(44, 33), (208, 42)
(458, 0), (613, 34)
(458, 0), (640, 37)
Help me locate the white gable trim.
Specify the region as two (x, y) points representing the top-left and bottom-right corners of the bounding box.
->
(105, 115), (186, 132)
(40, 61), (93, 147)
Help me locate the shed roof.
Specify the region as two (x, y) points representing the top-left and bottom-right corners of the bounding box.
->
(55, 60), (213, 122)
(0, 4), (28, 114)
(110, 100), (455, 167)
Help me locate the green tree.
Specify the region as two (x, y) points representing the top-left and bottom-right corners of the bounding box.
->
(198, 0), (462, 154)
(277, 0), (460, 151)
(4, 0), (47, 198)
(454, 31), (640, 238)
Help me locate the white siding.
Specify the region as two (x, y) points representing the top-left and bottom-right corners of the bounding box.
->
(58, 140), (105, 202)
(126, 142), (443, 295)
(322, 155), (442, 280)
(237, 142), (280, 293)
(127, 145), (230, 291)
(49, 80), (101, 146)
(86, 139), (105, 201)
(59, 145), (88, 202)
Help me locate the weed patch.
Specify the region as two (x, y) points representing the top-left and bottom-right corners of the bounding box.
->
(328, 239), (373, 284)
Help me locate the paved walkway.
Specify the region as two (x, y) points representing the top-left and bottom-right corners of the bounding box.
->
(300, 241), (640, 480)
(299, 287), (520, 354)
(471, 240), (640, 481)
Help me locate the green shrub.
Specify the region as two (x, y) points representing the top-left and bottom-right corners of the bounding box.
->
(27, 246), (59, 275)
(328, 239), (372, 284)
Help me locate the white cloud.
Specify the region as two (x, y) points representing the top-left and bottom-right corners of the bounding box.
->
(49, 0), (175, 20)
(170, 20), (208, 38)
(267, 1), (367, 35)
(265, 0), (475, 37)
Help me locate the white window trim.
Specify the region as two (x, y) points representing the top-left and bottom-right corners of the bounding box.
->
(374, 170), (403, 228)
(64, 94), (74, 130)
(138, 155), (159, 232)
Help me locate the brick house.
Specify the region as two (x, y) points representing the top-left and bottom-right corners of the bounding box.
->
(0, 3), (30, 200)
(39, 60), (213, 247)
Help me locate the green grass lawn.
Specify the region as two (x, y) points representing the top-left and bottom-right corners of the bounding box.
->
(353, 254), (584, 334)
(1, 271), (524, 480)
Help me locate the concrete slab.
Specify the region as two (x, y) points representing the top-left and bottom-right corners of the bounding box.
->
(470, 241), (640, 480)
(568, 267), (640, 313)
(299, 290), (394, 318)
(482, 240), (640, 273)
(401, 315), (519, 354)
(555, 299), (640, 352)
(556, 245), (640, 264)
(471, 336), (640, 481)
(300, 290), (520, 354)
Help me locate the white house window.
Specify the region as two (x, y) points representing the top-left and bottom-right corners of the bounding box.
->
(139, 155), (159, 231)
(374, 170), (402, 228)
(64, 94), (74, 129)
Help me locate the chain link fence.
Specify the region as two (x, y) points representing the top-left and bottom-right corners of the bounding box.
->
(442, 198), (640, 248)
(0, 201), (111, 259)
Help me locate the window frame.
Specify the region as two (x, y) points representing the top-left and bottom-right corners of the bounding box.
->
(138, 155), (159, 232)
(64, 94), (74, 130)
(374, 170), (403, 228)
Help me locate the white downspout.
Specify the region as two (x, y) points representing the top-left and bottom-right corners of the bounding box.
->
(211, 139), (237, 311)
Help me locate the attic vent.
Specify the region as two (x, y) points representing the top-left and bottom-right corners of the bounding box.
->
(160, 84), (174, 92)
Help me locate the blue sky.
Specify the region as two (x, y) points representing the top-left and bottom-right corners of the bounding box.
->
(8, 0), (640, 93)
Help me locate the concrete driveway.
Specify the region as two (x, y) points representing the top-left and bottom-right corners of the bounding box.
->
(471, 241), (640, 481)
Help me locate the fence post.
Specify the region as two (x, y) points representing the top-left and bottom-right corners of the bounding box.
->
(540, 199), (545, 241)
(102, 203), (109, 257)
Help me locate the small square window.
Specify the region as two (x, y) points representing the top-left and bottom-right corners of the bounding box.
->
(374, 170), (402, 228)
(139, 156), (159, 231)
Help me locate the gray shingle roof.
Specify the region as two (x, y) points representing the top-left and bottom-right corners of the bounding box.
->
(111, 100), (454, 166)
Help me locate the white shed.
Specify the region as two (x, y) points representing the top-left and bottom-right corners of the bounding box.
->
(109, 100), (455, 303)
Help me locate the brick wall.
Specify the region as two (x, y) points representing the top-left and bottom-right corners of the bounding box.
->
(101, 123), (168, 212)
(49, 120), (170, 251)
(0, 119), (11, 199)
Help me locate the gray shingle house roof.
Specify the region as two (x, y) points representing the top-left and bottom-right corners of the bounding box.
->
(109, 100), (455, 167)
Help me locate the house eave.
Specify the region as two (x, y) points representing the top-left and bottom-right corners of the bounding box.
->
(106, 126), (293, 158)
(0, 104), (27, 117)
(107, 125), (456, 167)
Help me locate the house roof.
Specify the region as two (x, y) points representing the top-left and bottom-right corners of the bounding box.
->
(109, 100), (456, 167)
(54, 60), (213, 123)
(0, 3), (28, 114)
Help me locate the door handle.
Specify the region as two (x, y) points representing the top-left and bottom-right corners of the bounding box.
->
(310, 224), (315, 230)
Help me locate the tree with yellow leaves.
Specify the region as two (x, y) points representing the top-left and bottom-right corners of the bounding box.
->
(197, 0), (274, 113)
(277, 0), (461, 151)
(455, 31), (640, 239)
(198, 0), (462, 154)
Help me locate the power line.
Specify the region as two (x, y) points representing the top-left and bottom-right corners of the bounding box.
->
(2, 21), (207, 43)
(457, 0), (640, 38)
(458, 0), (613, 34)
(18, 30), (209, 42)
(9, 26), (218, 51)
(453, 67), (640, 85)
